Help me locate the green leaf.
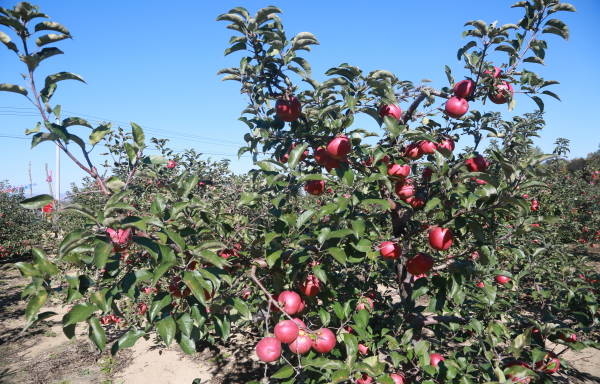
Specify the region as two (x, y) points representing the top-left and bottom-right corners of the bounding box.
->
(296, 209), (315, 228)
(177, 333), (196, 355)
(149, 294), (172, 321)
(62, 116), (91, 128)
(88, 317), (107, 351)
(21, 47), (63, 71)
(343, 333), (358, 365)
(0, 31), (18, 52)
(131, 122), (145, 148)
(35, 33), (70, 47)
(157, 316), (176, 346)
(25, 290), (48, 326)
(271, 365), (294, 379)
(34, 21), (70, 34)
(287, 142), (308, 168)
(327, 247), (347, 265)
(111, 329), (145, 355)
(89, 124), (112, 145)
(20, 194), (53, 209)
(0, 83), (28, 96)
(424, 197), (441, 212)
(62, 303), (98, 336)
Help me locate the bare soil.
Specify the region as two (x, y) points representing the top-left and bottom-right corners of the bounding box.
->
(1, 249), (599, 384)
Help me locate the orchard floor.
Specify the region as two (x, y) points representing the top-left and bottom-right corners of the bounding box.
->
(0, 249), (599, 384)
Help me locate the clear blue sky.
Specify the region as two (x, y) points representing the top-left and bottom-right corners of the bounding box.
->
(1, 0), (598, 196)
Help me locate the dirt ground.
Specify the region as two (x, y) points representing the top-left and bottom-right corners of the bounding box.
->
(1, 252), (599, 384)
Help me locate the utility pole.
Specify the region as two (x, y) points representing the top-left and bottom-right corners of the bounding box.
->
(55, 144), (60, 208)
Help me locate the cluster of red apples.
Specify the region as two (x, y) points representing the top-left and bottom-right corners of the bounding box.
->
(255, 290), (335, 362)
(445, 66), (515, 119)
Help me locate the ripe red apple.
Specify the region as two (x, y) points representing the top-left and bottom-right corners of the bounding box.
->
(166, 160), (177, 169)
(387, 163), (411, 179)
(378, 104), (402, 120)
(475, 281), (485, 288)
(560, 333), (577, 343)
(277, 291), (302, 315)
(314, 146), (343, 171)
(312, 328), (336, 353)
(445, 96), (469, 118)
(465, 155), (489, 172)
(419, 140), (437, 155)
(295, 298), (306, 313)
(379, 241), (401, 260)
(356, 374), (373, 384)
(453, 79), (476, 98)
(291, 317), (306, 329)
(428, 227), (453, 250)
(406, 253), (434, 275)
(358, 343), (369, 355)
(274, 320), (300, 344)
(403, 142), (423, 160)
(495, 275), (511, 285)
(356, 296), (374, 311)
(137, 302), (148, 315)
(289, 332), (312, 354)
(484, 66), (503, 78)
(530, 199), (539, 211)
(405, 195), (426, 209)
(390, 373), (405, 384)
(300, 274), (321, 297)
(437, 138), (455, 152)
(489, 81), (514, 104)
(430, 353), (445, 367)
(395, 181), (415, 200)
(326, 135), (351, 159)
(255, 337), (282, 362)
(305, 180), (326, 196)
(275, 96), (302, 122)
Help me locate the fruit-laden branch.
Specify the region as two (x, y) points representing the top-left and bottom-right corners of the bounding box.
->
(248, 264), (311, 332)
(401, 87), (448, 124)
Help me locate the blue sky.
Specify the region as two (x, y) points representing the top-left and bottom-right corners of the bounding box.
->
(1, 0), (598, 196)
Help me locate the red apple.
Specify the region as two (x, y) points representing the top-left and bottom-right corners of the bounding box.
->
(358, 343), (369, 355)
(530, 199), (539, 211)
(278, 291), (302, 315)
(395, 181), (415, 200)
(406, 253), (434, 275)
(305, 180), (326, 196)
(453, 79), (476, 98)
(300, 274), (321, 297)
(292, 317), (306, 329)
(378, 104), (402, 120)
(430, 353), (445, 367)
(489, 81), (514, 104)
(387, 163), (411, 179)
(484, 66), (503, 78)
(437, 138), (455, 152)
(475, 281), (485, 288)
(274, 320), (300, 344)
(445, 96), (469, 118)
(405, 195), (426, 209)
(275, 96), (302, 122)
(326, 135), (352, 160)
(255, 337), (282, 362)
(356, 374), (373, 384)
(312, 328), (336, 353)
(390, 373), (405, 384)
(428, 227), (453, 251)
(356, 297), (374, 311)
(289, 332), (312, 354)
(465, 155), (489, 172)
(314, 146), (343, 171)
(495, 275), (511, 285)
(560, 333), (577, 343)
(379, 241), (401, 260)
(403, 142), (423, 160)
(419, 140), (437, 155)
(166, 160), (177, 169)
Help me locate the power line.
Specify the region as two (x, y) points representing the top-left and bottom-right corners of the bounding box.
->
(0, 134), (29, 140)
